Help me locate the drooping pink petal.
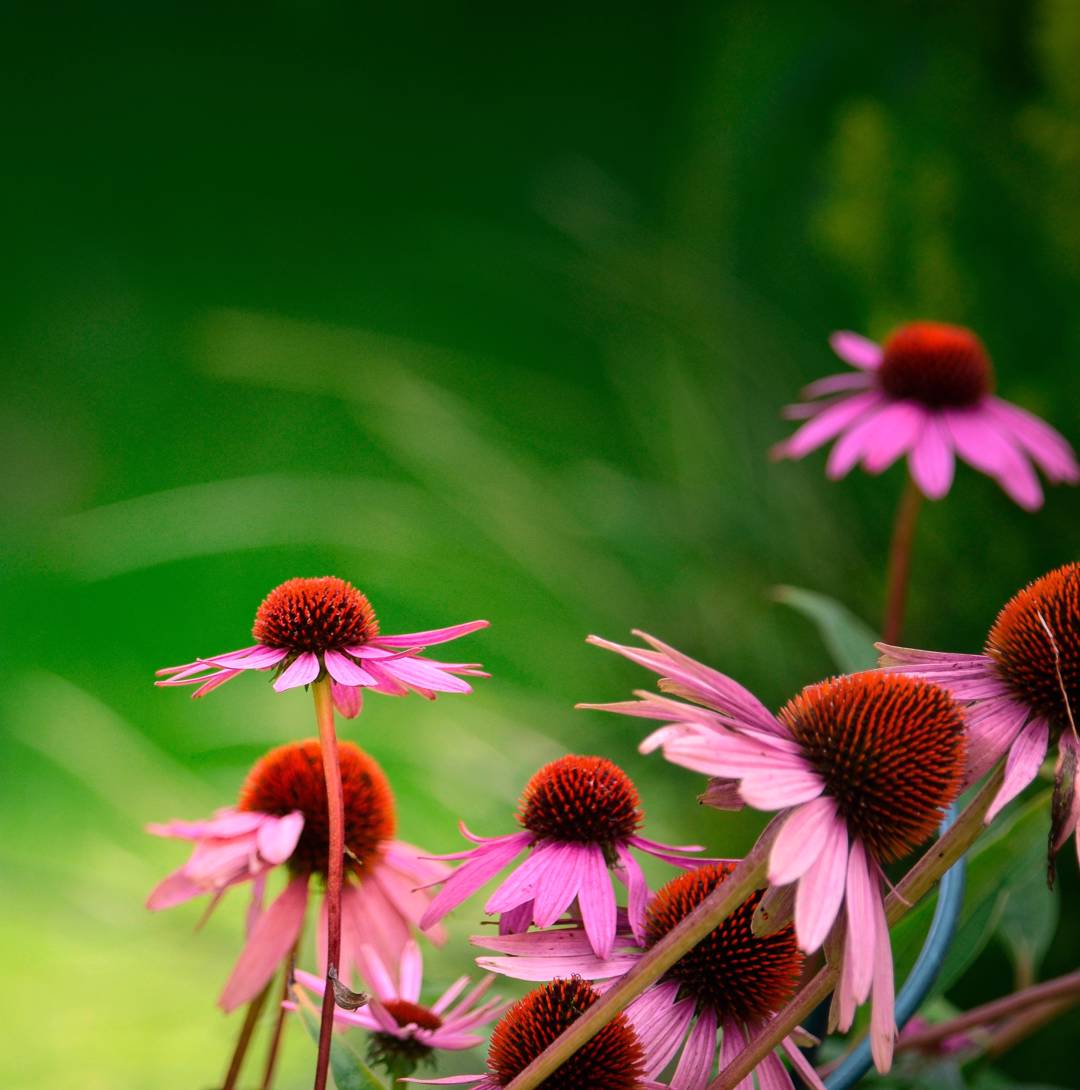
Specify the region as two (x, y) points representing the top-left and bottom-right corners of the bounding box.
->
(219, 876), (308, 1011)
(373, 620), (489, 647)
(870, 886), (896, 1072)
(769, 797), (839, 885)
(860, 401), (927, 473)
(826, 404), (891, 479)
(830, 331), (883, 370)
(700, 776), (746, 810)
(985, 397), (1080, 484)
(963, 699), (1032, 784)
(577, 843), (618, 960)
(626, 982), (697, 1080)
(717, 1016), (755, 1090)
(908, 415), (955, 499)
(332, 681), (362, 718)
(780, 1036), (828, 1090)
(985, 716), (1051, 824)
(204, 645), (289, 670)
(754, 1049), (796, 1090)
(485, 841), (562, 916)
(530, 843), (587, 928)
(256, 811), (304, 864)
(840, 840), (878, 1025)
(146, 868), (205, 910)
(192, 669), (245, 697)
(944, 406), (1044, 510)
(354, 940), (398, 1002)
(378, 655), (474, 694)
(498, 899), (535, 934)
(272, 651), (321, 692)
(671, 1004), (717, 1090)
(794, 813), (849, 952)
(348, 873), (412, 973)
(773, 392), (884, 461)
(615, 842), (650, 944)
(420, 833), (531, 929)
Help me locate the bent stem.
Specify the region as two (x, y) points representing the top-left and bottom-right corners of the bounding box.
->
(707, 767), (1005, 1090)
(312, 677), (345, 1090)
(222, 979), (273, 1090)
(897, 968), (1080, 1054)
(503, 835), (772, 1090)
(882, 474), (923, 644)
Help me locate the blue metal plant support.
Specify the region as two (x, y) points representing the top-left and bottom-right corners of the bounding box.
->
(825, 804), (967, 1088)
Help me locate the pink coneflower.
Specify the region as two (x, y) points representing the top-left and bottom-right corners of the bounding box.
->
(773, 322), (1078, 508)
(585, 633), (969, 1072)
(419, 755), (708, 960)
(405, 977), (651, 1090)
(290, 940), (507, 1078)
(156, 576), (488, 717)
(476, 863), (825, 1090)
(880, 562), (1080, 879)
(147, 739), (448, 1011)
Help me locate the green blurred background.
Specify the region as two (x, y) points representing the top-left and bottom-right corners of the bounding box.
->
(3, 2), (1079, 1086)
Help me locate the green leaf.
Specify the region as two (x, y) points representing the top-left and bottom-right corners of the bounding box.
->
(996, 838), (1060, 980)
(891, 790), (1053, 996)
(297, 1003), (388, 1090)
(772, 585), (879, 673)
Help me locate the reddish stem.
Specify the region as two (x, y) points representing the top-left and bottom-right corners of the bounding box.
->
(882, 475), (923, 644)
(312, 677), (344, 1090)
(222, 979), (272, 1090)
(897, 969), (1080, 1053)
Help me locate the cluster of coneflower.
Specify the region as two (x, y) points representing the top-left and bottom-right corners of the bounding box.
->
(149, 322), (1080, 1090)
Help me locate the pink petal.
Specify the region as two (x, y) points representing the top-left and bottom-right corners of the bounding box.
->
(378, 655), (473, 694)
(671, 1005), (717, 1090)
(794, 814), (849, 952)
(324, 650), (376, 686)
(842, 841), (878, 1017)
(774, 391), (885, 460)
(718, 1016), (755, 1090)
(348, 874), (412, 971)
(985, 397), (1080, 484)
(204, 645), (289, 670)
(755, 1050), (796, 1090)
(485, 842), (562, 915)
(419, 833), (530, 930)
(355, 940), (398, 1002)
(860, 401), (927, 473)
(398, 940), (423, 1004)
(830, 331), (883, 370)
(272, 652), (320, 692)
(614, 842), (650, 944)
(256, 812), (304, 864)
(826, 404), (890, 478)
(780, 1036), (828, 1090)
(146, 869), (204, 910)
(985, 716), (1051, 824)
(964, 699), (1032, 784)
(219, 876), (308, 1011)
(769, 798), (839, 885)
(577, 843), (618, 960)
(738, 769), (825, 810)
(531, 843), (587, 928)
(802, 371), (875, 398)
(870, 886), (896, 1072)
(626, 983), (697, 1080)
(374, 620), (489, 647)
(908, 416), (955, 499)
(944, 407), (1043, 510)
(332, 681), (362, 718)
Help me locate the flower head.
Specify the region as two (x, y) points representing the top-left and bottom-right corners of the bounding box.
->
(147, 739), (448, 1011)
(291, 940), (507, 1079)
(156, 576), (488, 717)
(880, 561), (1080, 880)
(405, 977), (649, 1090)
(475, 864), (824, 1090)
(419, 754), (710, 960)
(584, 631), (970, 1072)
(773, 322), (1078, 508)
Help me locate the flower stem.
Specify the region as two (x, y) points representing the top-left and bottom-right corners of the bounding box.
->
(985, 995), (1079, 1058)
(707, 768), (1005, 1090)
(260, 934), (302, 1090)
(222, 979), (272, 1090)
(502, 835), (773, 1090)
(882, 475), (923, 644)
(897, 969), (1080, 1054)
(312, 676), (344, 1090)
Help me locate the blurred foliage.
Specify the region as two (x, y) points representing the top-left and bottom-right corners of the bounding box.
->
(2, 1), (1079, 1087)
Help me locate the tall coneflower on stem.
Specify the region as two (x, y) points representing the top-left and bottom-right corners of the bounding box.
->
(311, 676), (343, 1090)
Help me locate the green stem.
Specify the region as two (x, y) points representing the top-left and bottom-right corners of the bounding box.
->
(222, 979), (272, 1090)
(882, 474), (923, 644)
(707, 767), (1005, 1090)
(312, 677), (344, 1090)
(503, 837), (773, 1090)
